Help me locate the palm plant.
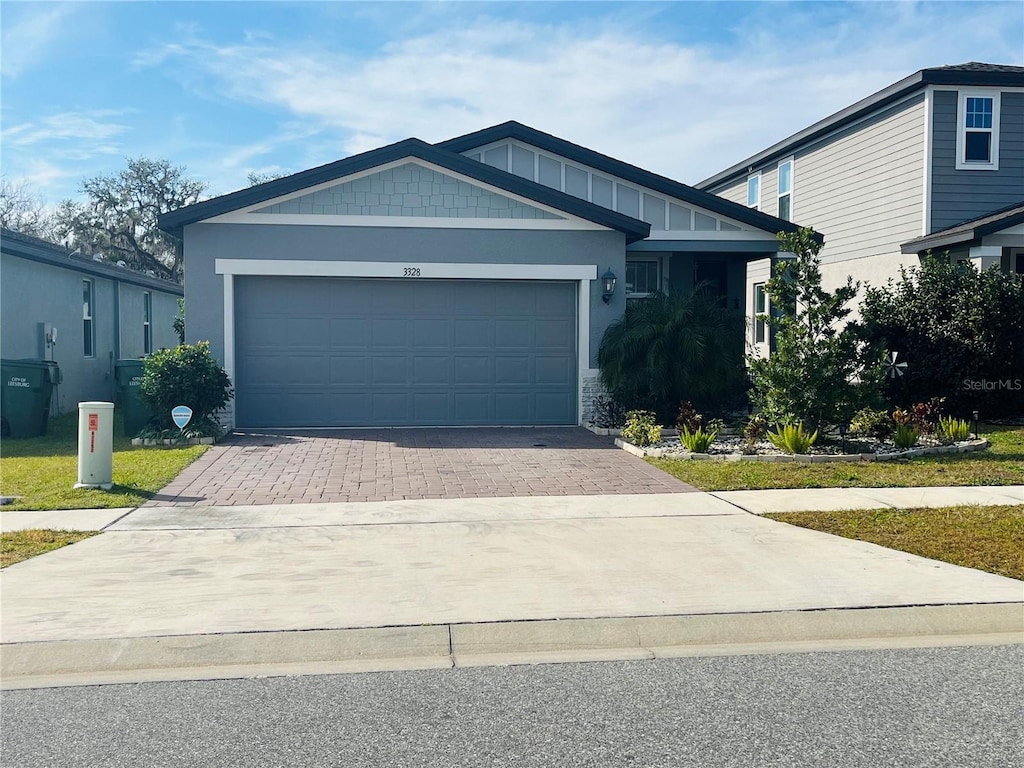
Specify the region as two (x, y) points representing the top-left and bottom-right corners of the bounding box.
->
(598, 286), (746, 420)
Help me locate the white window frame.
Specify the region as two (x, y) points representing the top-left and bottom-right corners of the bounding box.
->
(777, 158), (794, 222)
(143, 291), (153, 355)
(956, 90), (1000, 171)
(83, 279), (95, 358)
(625, 259), (661, 300)
(746, 173), (761, 210)
(753, 282), (768, 344)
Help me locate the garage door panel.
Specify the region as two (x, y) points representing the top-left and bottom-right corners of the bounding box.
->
(494, 393), (531, 422)
(495, 319), (531, 348)
(413, 319), (451, 347)
(371, 318), (409, 347)
(330, 356), (369, 385)
(330, 318), (370, 347)
(372, 356), (409, 385)
(454, 356), (491, 384)
(535, 319), (573, 347)
(413, 356), (450, 385)
(536, 356), (571, 385)
(373, 393), (409, 422)
(331, 393), (371, 421)
(454, 393), (491, 422)
(454, 319), (491, 347)
(495, 356), (530, 384)
(413, 393), (451, 422)
(235, 277), (576, 427)
(536, 392), (573, 422)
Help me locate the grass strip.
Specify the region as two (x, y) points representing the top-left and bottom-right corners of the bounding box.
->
(1, 529), (101, 568)
(1, 412), (208, 510)
(767, 504), (1024, 581)
(648, 424), (1024, 491)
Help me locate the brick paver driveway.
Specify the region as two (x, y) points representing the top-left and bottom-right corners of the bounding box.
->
(147, 428), (695, 506)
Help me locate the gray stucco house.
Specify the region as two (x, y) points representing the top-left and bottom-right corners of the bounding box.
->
(697, 62), (1024, 348)
(160, 123), (799, 429)
(1, 228), (183, 414)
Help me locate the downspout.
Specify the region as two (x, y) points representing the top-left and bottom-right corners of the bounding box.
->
(112, 279), (121, 400)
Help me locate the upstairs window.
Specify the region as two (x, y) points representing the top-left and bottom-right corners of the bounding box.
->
(83, 280), (95, 357)
(777, 159), (793, 221)
(143, 292), (153, 355)
(957, 91), (1000, 170)
(746, 174), (761, 210)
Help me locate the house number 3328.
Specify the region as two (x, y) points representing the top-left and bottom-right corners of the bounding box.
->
(403, 267), (421, 277)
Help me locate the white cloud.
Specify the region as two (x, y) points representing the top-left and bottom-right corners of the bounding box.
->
(0, 3), (80, 78)
(2, 110), (131, 147)
(127, 3), (1023, 190)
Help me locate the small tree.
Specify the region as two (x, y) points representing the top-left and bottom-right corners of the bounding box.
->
(173, 298), (186, 344)
(598, 287), (747, 420)
(859, 253), (1024, 416)
(748, 228), (882, 432)
(139, 342), (233, 436)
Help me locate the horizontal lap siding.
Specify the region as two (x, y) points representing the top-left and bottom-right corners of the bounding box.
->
(794, 95), (925, 264)
(931, 90), (1024, 231)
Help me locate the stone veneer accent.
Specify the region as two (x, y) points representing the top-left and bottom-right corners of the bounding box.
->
(255, 163), (564, 220)
(580, 373), (608, 427)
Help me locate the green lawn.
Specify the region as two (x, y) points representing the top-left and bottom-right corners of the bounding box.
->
(1, 412), (208, 510)
(649, 423), (1024, 491)
(767, 505), (1024, 581)
(1, 529), (101, 568)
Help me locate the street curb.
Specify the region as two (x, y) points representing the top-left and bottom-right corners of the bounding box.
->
(3, 603), (1021, 690)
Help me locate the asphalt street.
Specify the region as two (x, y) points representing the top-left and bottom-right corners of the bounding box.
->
(3, 644), (1021, 767)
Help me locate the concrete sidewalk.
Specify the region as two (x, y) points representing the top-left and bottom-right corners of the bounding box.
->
(2, 485), (1021, 533)
(1, 490), (1021, 688)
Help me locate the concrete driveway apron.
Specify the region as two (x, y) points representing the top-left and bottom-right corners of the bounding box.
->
(146, 427), (695, 506)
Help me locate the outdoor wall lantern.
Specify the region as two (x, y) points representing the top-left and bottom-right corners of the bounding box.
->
(601, 269), (617, 303)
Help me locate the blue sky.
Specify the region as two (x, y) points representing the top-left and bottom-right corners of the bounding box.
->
(2, 1), (1022, 207)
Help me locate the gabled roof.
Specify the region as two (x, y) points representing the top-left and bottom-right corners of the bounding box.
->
(901, 200), (1024, 253)
(159, 137), (651, 243)
(436, 121), (804, 236)
(1, 228), (184, 294)
(697, 62), (1024, 190)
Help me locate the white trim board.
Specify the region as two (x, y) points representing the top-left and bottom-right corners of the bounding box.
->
(216, 260), (599, 429)
(215, 259), (597, 281)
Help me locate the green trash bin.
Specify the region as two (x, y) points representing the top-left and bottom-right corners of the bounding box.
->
(115, 359), (152, 437)
(1, 359), (58, 438)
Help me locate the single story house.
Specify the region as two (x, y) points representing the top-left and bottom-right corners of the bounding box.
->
(159, 122), (800, 429)
(1, 228), (184, 414)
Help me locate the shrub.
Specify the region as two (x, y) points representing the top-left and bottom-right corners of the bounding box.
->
(139, 341), (233, 437)
(849, 407), (894, 440)
(679, 426), (717, 453)
(893, 398), (943, 435)
(767, 422), (818, 454)
(858, 253), (1024, 416)
(937, 416), (971, 444)
(747, 228), (884, 433)
(675, 400), (704, 433)
(621, 410), (662, 447)
(599, 288), (747, 421)
(894, 424), (920, 450)
(743, 413), (770, 442)
(590, 394), (628, 429)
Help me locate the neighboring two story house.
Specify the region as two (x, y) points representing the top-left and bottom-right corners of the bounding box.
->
(159, 123), (799, 429)
(1, 228), (183, 415)
(697, 62), (1024, 355)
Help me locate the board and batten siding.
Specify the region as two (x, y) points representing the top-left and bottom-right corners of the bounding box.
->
(930, 90), (1024, 232)
(791, 94), (926, 265)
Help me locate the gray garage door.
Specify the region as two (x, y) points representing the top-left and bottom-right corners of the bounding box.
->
(234, 277), (578, 427)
